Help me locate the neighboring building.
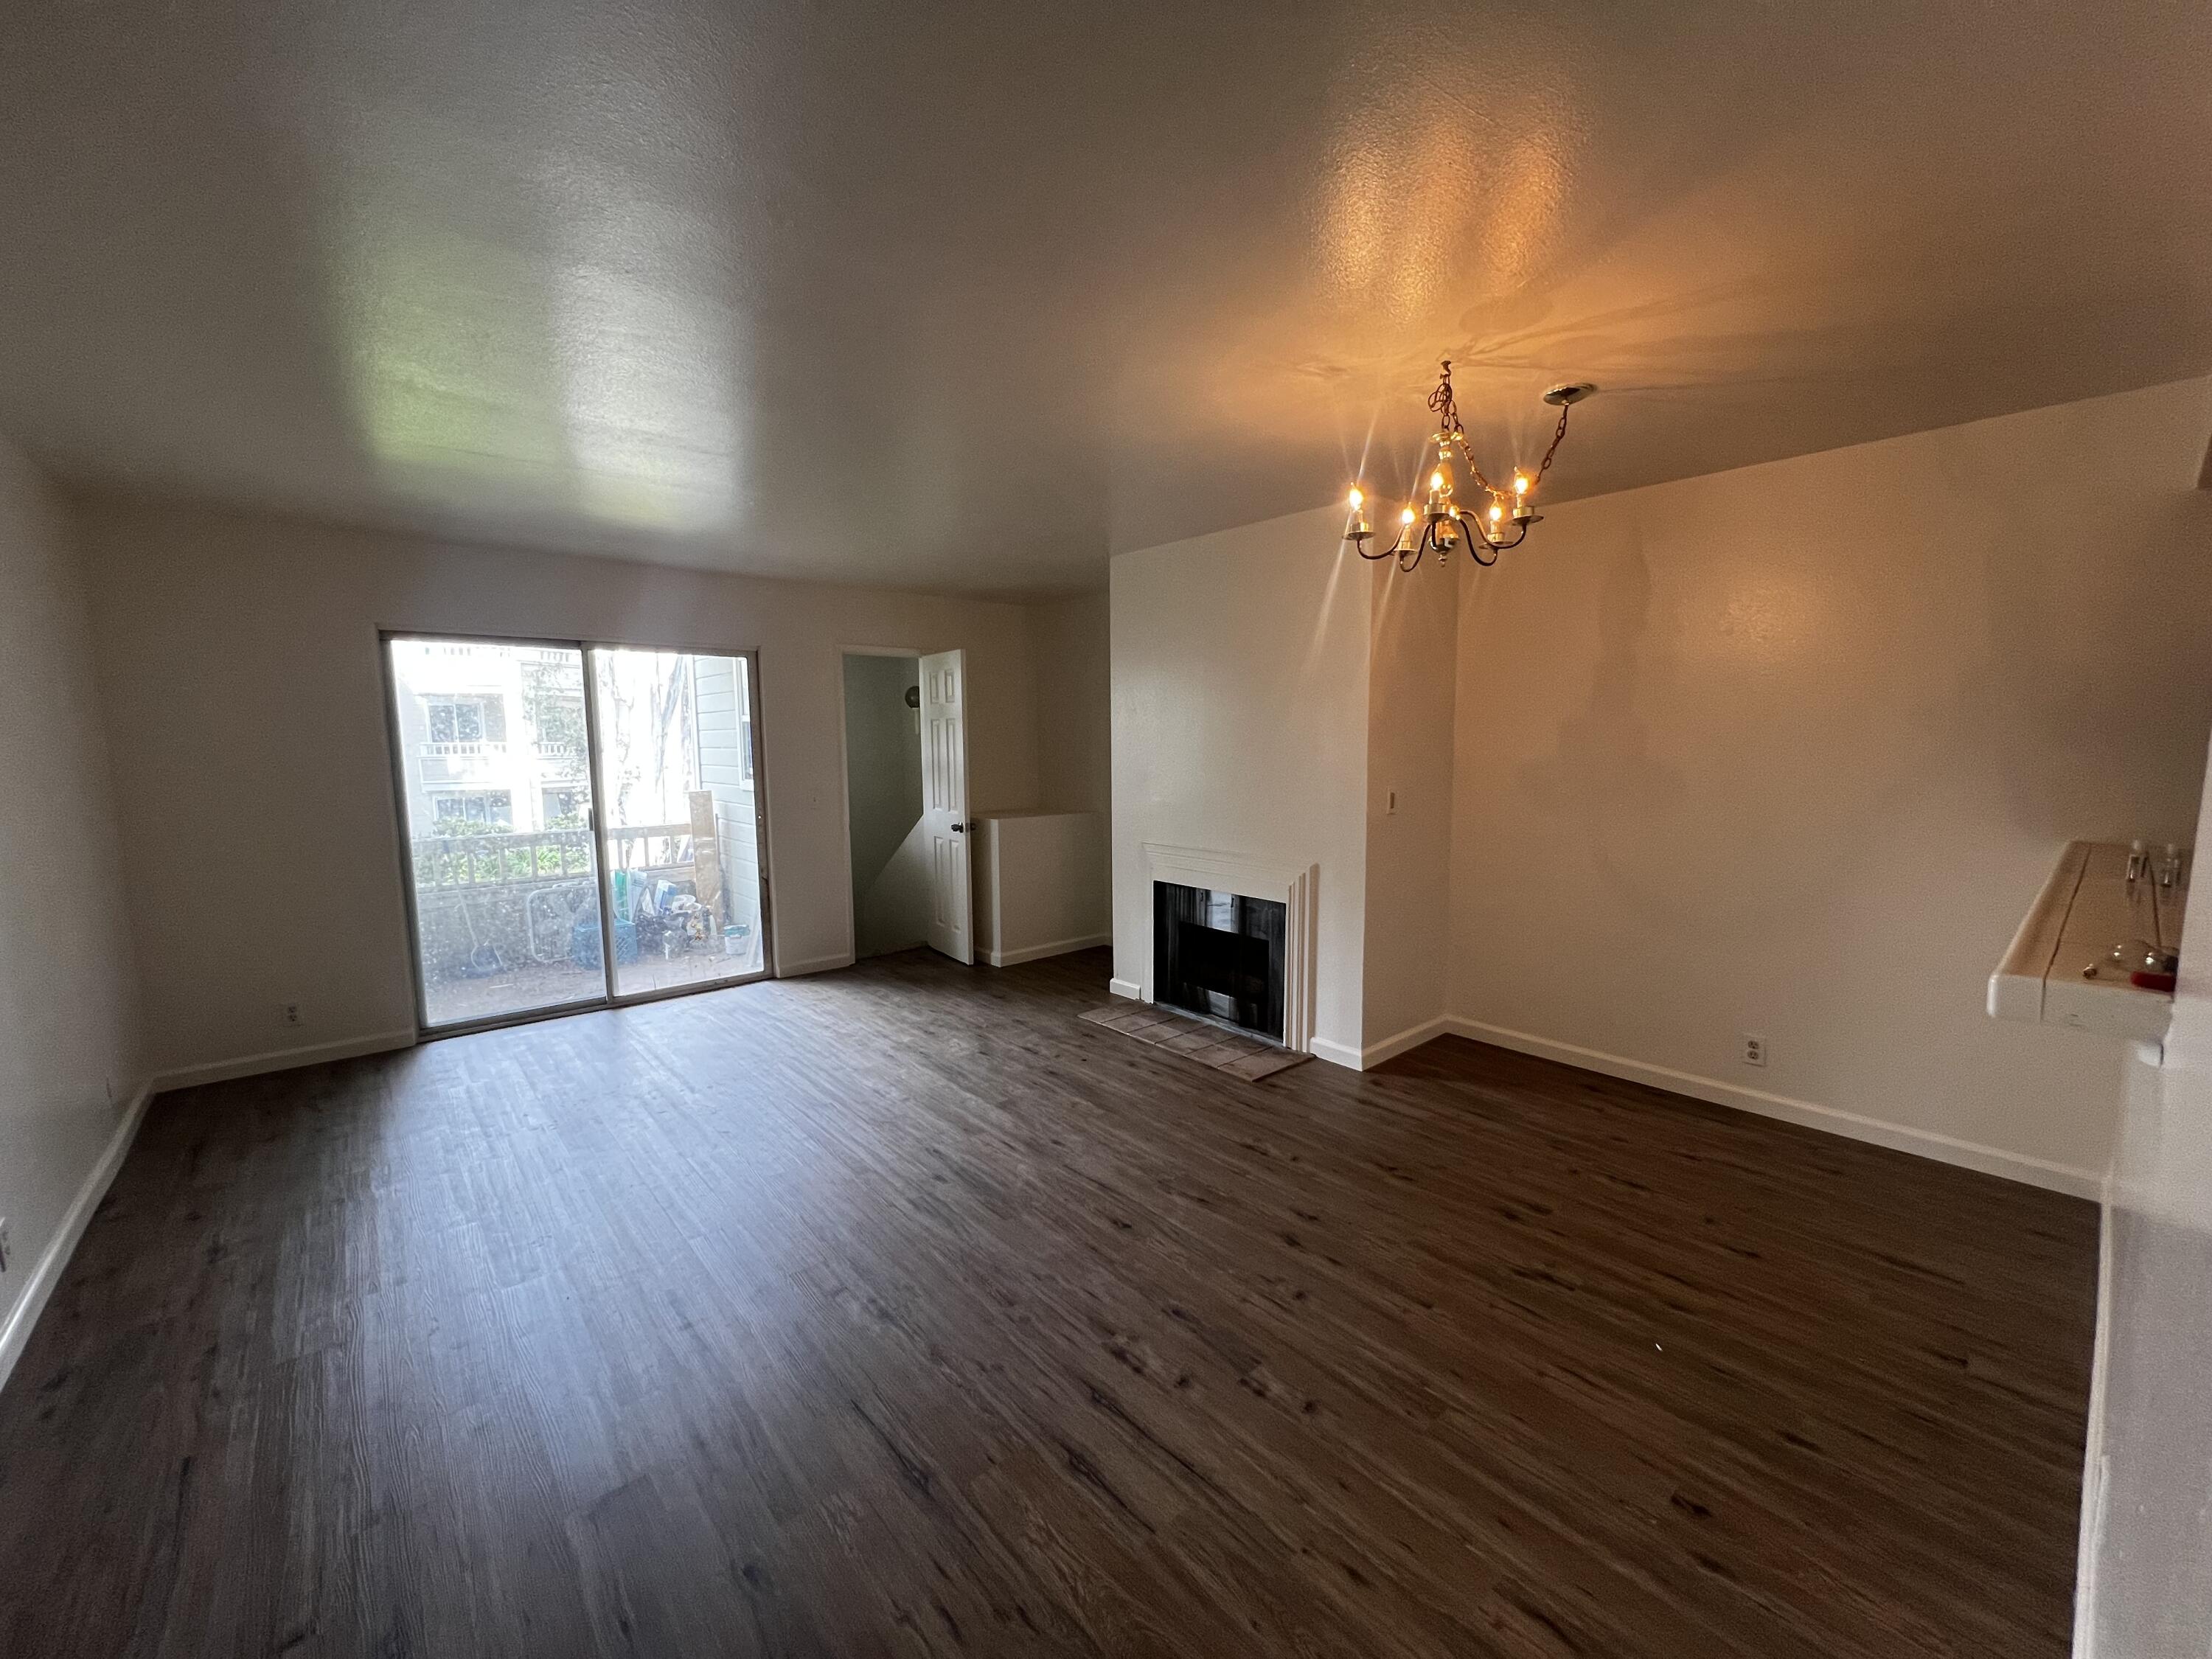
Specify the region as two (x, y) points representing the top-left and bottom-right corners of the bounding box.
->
(389, 639), (591, 835)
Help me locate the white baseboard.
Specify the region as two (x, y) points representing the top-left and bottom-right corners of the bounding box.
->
(1108, 978), (1143, 1001)
(984, 933), (1111, 968)
(1300, 1014), (1456, 1073)
(1357, 1014), (1455, 1070)
(1308, 1037), (1363, 1070)
(779, 952), (856, 978)
(2073, 1185), (2118, 1656)
(0, 1082), (156, 1396)
(150, 1029), (417, 1093)
(1444, 1016), (2104, 1200)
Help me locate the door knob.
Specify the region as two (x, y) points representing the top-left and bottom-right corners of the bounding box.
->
(951, 822), (967, 832)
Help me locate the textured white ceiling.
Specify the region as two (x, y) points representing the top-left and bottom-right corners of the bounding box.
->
(2, 2), (2208, 594)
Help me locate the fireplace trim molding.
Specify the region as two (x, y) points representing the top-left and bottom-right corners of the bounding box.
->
(1135, 842), (1318, 1053)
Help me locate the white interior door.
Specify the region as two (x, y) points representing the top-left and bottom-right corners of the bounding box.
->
(919, 649), (973, 964)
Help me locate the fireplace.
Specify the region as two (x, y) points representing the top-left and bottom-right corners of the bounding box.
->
(1153, 881), (1287, 1040)
(1128, 844), (1317, 1054)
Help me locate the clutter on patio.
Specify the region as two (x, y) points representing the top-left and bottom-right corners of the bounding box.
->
(413, 787), (761, 1017)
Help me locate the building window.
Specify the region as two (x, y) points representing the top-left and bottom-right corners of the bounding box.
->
(541, 787), (588, 827)
(740, 712), (754, 785)
(426, 696), (506, 744)
(430, 790), (512, 828)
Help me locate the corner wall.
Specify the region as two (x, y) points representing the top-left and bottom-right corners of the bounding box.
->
(1444, 377), (2212, 1188)
(1361, 554), (1458, 1059)
(1033, 590), (1111, 816)
(73, 495), (1048, 1083)
(0, 442), (143, 1384)
(1109, 508), (1371, 1060)
(2076, 727), (2212, 1655)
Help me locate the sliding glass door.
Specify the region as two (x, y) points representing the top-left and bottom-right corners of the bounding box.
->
(588, 647), (768, 997)
(386, 634), (770, 1032)
(388, 639), (607, 1027)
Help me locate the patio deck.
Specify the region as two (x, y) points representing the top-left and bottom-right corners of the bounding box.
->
(423, 929), (769, 1026)
(411, 818), (767, 1027)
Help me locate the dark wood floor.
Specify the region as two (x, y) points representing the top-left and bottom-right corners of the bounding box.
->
(0, 947), (2098, 1658)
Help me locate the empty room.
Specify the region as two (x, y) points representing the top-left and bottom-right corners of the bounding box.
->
(2, 3), (2209, 1655)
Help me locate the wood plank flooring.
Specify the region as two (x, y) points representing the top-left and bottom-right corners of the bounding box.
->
(0, 947), (2098, 1657)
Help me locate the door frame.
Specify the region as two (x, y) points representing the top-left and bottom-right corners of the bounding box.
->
(834, 644), (924, 967)
(380, 628), (776, 1040)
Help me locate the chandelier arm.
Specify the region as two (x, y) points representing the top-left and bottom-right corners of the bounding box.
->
(1355, 539), (1395, 561)
(1467, 538), (1500, 568)
(1461, 518), (1502, 554)
(1397, 527), (1428, 571)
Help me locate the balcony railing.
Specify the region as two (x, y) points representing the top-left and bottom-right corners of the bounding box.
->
(532, 741), (585, 778)
(412, 824), (696, 891)
(420, 740), (509, 757)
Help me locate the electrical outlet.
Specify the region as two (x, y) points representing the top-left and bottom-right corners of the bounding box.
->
(280, 1001), (303, 1029)
(0, 1218), (11, 1275)
(1741, 1032), (1769, 1068)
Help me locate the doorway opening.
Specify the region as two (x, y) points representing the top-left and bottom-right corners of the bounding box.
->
(842, 652), (926, 959)
(841, 647), (971, 964)
(385, 633), (773, 1034)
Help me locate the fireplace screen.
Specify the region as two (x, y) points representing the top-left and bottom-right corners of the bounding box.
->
(1152, 881), (1287, 1040)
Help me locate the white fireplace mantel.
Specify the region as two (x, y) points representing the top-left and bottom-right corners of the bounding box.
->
(1115, 842), (1319, 1054)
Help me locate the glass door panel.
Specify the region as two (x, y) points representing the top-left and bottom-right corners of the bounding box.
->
(388, 638), (608, 1027)
(588, 647), (768, 998)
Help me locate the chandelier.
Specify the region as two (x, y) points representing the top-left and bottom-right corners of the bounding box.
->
(1346, 361), (1594, 569)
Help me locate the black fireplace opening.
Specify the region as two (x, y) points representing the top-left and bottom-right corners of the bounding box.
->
(1153, 881), (1287, 1040)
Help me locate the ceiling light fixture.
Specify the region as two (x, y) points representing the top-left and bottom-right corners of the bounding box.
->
(1345, 361), (1594, 570)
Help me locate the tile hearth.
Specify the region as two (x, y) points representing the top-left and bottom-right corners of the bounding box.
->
(1078, 1001), (1310, 1081)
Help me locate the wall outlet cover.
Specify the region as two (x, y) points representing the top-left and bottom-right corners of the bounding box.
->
(1742, 1032), (1769, 1067)
(281, 1002), (303, 1028)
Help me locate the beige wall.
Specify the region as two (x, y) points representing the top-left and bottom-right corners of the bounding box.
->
(74, 495), (1048, 1081)
(1033, 591), (1110, 816)
(0, 442), (142, 1376)
(1447, 377), (2212, 1186)
(1110, 510), (1371, 1060)
(1363, 557), (1460, 1052)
